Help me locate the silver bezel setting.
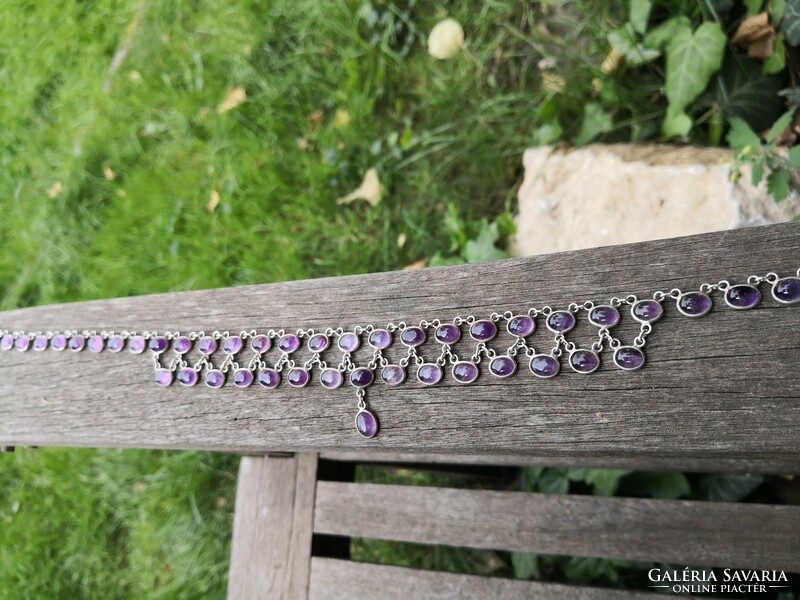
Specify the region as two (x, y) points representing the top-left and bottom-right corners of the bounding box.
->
(676, 292), (712, 318)
(612, 346), (645, 371)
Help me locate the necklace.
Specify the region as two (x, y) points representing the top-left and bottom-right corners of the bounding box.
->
(2, 269), (798, 439)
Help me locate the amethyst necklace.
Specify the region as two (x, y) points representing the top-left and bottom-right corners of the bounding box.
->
(2, 269), (798, 438)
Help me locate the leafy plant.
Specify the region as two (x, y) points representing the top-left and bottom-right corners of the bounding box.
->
(429, 204), (514, 266)
(728, 110), (800, 200)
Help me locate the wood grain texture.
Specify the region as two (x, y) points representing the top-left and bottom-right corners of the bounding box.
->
(308, 558), (703, 600)
(226, 453), (318, 600)
(0, 223), (799, 471)
(313, 482), (800, 571)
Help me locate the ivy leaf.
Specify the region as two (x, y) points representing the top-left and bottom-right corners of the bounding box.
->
(751, 161), (764, 186)
(782, 0), (800, 44)
(536, 468), (570, 494)
(533, 121), (563, 145)
(763, 33), (786, 73)
(630, 0), (653, 34)
(662, 22), (726, 136)
(767, 168), (791, 200)
(428, 252), (465, 267)
(585, 469), (632, 496)
(767, 110), (795, 142)
(745, 0), (765, 12)
(662, 107), (693, 138)
(575, 102), (613, 145)
(699, 474), (764, 501)
(788, 145), (800, 167)
(463, 220), (508, 263)
(644, 16), (691, 51)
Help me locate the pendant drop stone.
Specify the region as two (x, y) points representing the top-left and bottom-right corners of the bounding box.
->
(452, 361), (479, 383)
(205, 369), (226, 388)
(488, 356), (516, 378)
(232, 369), (254, 388)
(257, 368), (281, 389)
(569, 349), (600, 374)
(320, 368), (344, 389)
(381, 365), (406, 386)
(155, 368), (173, 386)
(613, 346), (645, 370)
(287, 368), (310, 387)
(529, 354), (560, 378)
(417, 363), (443, 385)
(355, 409), (379, 438)
(177, 367), (199, 386)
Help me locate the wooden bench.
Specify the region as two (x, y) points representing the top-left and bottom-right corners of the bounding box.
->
(1, 223), (799, 598)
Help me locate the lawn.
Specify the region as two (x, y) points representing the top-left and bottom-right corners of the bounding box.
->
(0, 0), (795, 597)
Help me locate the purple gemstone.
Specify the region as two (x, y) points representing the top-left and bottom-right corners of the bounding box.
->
(198, 337), (218, 354)
(1, 334), (14, 351)
(154, 369), (173, 386)
(107, 335), (124, 352)
(33, 335), (49, 352)
(320, 368), (343, 389)
(173, 336), (192, 354)
(725, 284), (761, 310)
(546, 311), (576, 333)
(400, 326), (426, 347)
(177, 367), (198, 386)
(613, 346), (645, 370)
(368, 329), (392, 349)
(507, 315), (535, 337)
(529, 354), (560, 378)
(338, 332), (360, 352)
(355, 409), (379, 438)
(489, 356), (516, 378)
(148, 336), (168, 353)
(222, 336), (243, 354)
(257, 368), (280, 389)
(773, 277), (800, 304)
(677, 292), (712, 317)
(205, 369), (225, 388)
(14, 335), (31, 352)
(129, 335), (146, 354)
(632, 299), (663, 323)
(569, 349), (599, 374)
(279, 334), (301, 353)
(417, 363), (443, 385)
(588, 305), (620, 327)
(251, 335), (271, 353)
(469, 320), (497, 342)
(381, 365), (406, 386)
(287, 368), (310, 387)
(350, 367), (374, 388)
(51, 334), (68, 352)
(434, 324), (461, 344)
(68, 336), (85, 352)
(308, 333), (330, 353)
(452, 361), (479, 383)
(233, 369), (254, 388)
(87, 335), (104, 353)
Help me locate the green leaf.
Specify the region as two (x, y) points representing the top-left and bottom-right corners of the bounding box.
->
(463, 220), (508, 263)
(768, 168), (791, 200)
(630, 0), (652, 34)
(726, 117), (761, 150)
(788, 145), (800, 167)
(662, 107), (693, 138)
(706, 55), (787, 132)
(771, 0), (787, 24)
(627, 44), (661, 65)
(782, 0), (800, 44)
(699, 474), (764, 501)
(632, 472), (691, 499)
(763, 33), (786, 74)
(511, 552), (540, 579)
(584, 469), (632, 496)
(663, 22), (726, 136)
(537, 468), (570, 494)
(644, 16), (691, 51)
(533, 121), (563, 145)
(520, 467), (545, 491)
(767, 110), (795, 142)
(779, 86), (800, 107)
(607, 24), (637, 55)
(575, 102), (613, 145)
(564, 556), (625, 584)
(428, 253), (465, 267)
(745, 0), (765, 13)
(751, 161), (764, 186)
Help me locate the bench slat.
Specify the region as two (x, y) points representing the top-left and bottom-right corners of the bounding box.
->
(313, 482), (800, 571)
(308, 558), (702, 600)
(227, 453), (318, 600)
(1, 223), (799, 471)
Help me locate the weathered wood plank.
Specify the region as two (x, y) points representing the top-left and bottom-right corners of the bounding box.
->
(227, 453), (318, 600)
(313, 482), (800, 571)
(0, 223), (799, 470)
(319, 451), (786, 474)
(308, 558), (702, 600)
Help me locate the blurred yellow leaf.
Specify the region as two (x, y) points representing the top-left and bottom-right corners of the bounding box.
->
(337, 168), (382, 207)
(216, 86), (247, 114)
(103, 165), (117, 180)
(397, 232), (407, 248)
(46, 182), (63, 198)
(427, 18), (465, 59)
(333, 109), (351, 129)
(402, 259), (427, 270)
(208, 189), (220, 213)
